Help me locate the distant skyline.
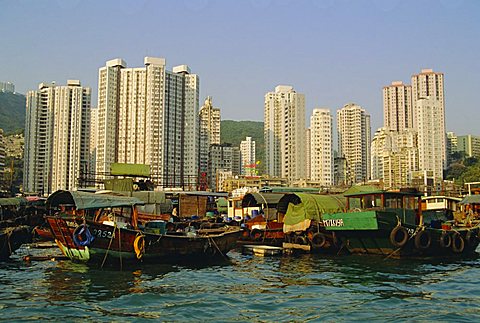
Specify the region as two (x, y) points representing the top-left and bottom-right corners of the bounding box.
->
(1, 0), (479, 134)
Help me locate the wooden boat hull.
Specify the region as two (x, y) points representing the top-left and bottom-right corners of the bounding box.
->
(324, 210), (480, 258)
(46, 216), (242, 264)
(0, 226), (32, 260)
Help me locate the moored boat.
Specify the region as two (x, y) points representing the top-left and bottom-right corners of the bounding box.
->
(322, 188), (480, 258)
(45, 190), (242, 265)
(0, 226), (31, 260)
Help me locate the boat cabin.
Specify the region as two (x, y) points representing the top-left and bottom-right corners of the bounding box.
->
(345, 189), (422, 225)
(46, 190), (145, 229)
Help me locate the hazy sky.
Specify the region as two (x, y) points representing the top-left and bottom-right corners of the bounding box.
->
(1, 0), (479, 134)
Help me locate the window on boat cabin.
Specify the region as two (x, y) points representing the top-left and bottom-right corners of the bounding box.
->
(348, 197), (361, 210)
(404, 196), (418, 210)
(385, 195), (402, 208)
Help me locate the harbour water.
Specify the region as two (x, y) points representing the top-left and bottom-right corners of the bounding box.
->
(1, 244), (480, 322)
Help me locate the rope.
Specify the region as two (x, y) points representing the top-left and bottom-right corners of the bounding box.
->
(384, 225), (422, 260)
(100, 223), (116, 269)
(208, 236), (228, 260)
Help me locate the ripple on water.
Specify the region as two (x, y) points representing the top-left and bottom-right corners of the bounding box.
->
(1, 246), (480, 321)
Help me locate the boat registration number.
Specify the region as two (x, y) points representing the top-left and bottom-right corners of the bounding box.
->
(92, 228), (113, 239)
(322, 219), (344, 227)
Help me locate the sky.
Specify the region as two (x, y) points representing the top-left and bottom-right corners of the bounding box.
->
(1, 0), (479, 135)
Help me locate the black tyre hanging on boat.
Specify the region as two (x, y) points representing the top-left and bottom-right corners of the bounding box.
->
(464, 230), (477, 248)
(439, 232), (452, 248)
(250, 229), (263, 241)
(414, 230), (432, 250)
(451, 232), (465, 253)
(310, 232), (326, 249)
(294, 235), (308, 245)
(389, 226), (409, 248)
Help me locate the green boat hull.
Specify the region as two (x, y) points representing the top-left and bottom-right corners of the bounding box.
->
(323, 210), (480, 258)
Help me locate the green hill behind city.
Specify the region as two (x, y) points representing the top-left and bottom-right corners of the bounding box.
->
(0, 92), (25, 134)
(220, 120), (264, 174)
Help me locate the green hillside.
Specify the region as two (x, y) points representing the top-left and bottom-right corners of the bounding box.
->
(0, 92), (25, 134)
(220, 120), (264, 174)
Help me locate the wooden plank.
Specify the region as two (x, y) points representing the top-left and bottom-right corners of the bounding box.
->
(282, 242), (311, 251)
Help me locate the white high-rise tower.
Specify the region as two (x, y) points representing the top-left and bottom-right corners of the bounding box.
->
(411, 69), (446, 182)
(264, 85), (306, 182)
(310, 108), (333, 186)
(24, 81), (91, 194)
(95, 57), (199, 189)
(337, 103), (371, 184)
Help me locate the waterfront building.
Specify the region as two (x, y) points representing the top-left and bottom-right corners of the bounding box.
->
(310, 108), (333, 186)
(24, 81), (91, 195)
(0, 82), (14, 93)
(305, 128), (311, 180)
(333, 156), (348, 187)
(412, 69), (446, 182)
(337, 103), (371, 184)
(456, 135), (480, 159)
(95, 57), (200, 189)
(413, 96), (445, 182)
(240, 136), (256, 176)
(371, 128), (418, 189)
(264, 85), (306, 183)
(208, 144), (241, 191)
(383, 81), (412, 131)
(0, 129), (5, 175)
(199, 96), (221, 177)
(446, 132), (457, 166)
(88, 107), (98, 187)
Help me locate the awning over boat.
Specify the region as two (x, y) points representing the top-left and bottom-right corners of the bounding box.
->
(460, 195), (480, 205)
(0, 197), (27, 207)
(242, 193), (284, 208)
(279, 193), (346, 226)
(46, 190), (144, 210)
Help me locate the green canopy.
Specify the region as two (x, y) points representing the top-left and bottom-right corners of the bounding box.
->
(242, 192), (284, 208)
(110, 163), (150, 177)
(0, 197), (27, 207)
(280, 193), (346, 226)
(47, 190), (144, 210)
(460, 195), (480, 205)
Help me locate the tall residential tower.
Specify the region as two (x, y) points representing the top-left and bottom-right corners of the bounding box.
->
(24, 81), (91, 194)
(337, 103), (371, 184)
(264, 85), (306, 182)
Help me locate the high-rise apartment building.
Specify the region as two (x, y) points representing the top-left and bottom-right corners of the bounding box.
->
(383, 81), (412, 131)
(95, 57), (199, 189)
(371, 127), (418, 189)
(240, 136), (256, 176)
(0, 129), (5, 176)
(0, 82), (14, 93)
(412, 69), (446, 182)
(414, 97), (445, 181)
(24, 81), (91, 194)
(337, 103), (371, 184)
(456, 135), (480, 159)
(264, 85), (306, 182)
(310, 108), (333, 186)
(199, 96), (221, 178)
(208, 144), (241, 191)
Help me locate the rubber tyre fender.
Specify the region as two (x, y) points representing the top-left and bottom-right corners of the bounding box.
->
(414, 230), (432, 250)
(389, 226), (409, 248)
(439, 232), (452, 248)
(451, 232), (465, 253)
(294, 235), (308, 245)
(310, 232), (327, 249)
(73, 224), (94, 247)
(465, 230), (477, 247)
(250, 229), (263, 241)
(133, 235), (145, 259)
